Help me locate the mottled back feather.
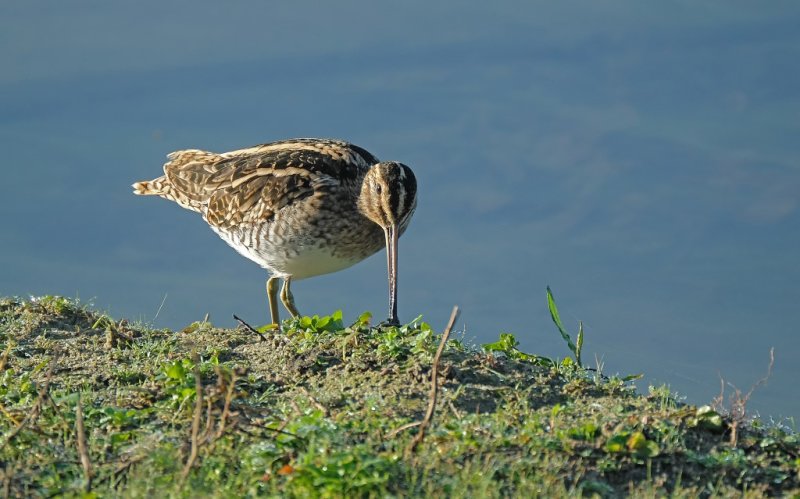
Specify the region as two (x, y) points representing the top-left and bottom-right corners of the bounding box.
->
(158, 139), (379, 229)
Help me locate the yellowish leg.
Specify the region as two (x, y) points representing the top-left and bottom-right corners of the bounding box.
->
(280, 277), (301, 318)
(266, 276), (280, 327)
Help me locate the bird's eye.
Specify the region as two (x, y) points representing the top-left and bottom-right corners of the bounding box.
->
(376, 184), (382, 194)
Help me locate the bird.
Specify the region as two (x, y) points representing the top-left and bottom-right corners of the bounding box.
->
(132, 138), (417, 327)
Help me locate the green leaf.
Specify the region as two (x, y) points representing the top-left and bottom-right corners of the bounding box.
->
(605, 434), (628, 453)
(164, 361), (186, 380)
(356, 311), (373, 326)
(627, 431), (660, 457)
(257, 323), (275, 333)
(482, 333), (554, 366)
(181, 322), (200, 334)
(110, 431), (134, 445)
(692, 405), (724, 432)
(327, 311), (344, 330)
(568, 422), (599, 441)
(406, 314), (424, 327)
(31, 359), (51, 375)
(92, 316), (113, 330)
(547, 287), (576, 353)
(626, 431), (647, 451)
(547, 286), (582, 366)
(482, 333), (519, 353)
(640, 440), (660, 457)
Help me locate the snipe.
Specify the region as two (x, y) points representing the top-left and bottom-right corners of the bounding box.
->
(133, 138), (417, 326)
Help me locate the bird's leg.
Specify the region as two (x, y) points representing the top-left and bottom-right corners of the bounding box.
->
(280, 277), (301, 318)
(266, 276), (281, 326)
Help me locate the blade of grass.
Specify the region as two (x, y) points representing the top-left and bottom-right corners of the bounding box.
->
(547, 286), (581, 366)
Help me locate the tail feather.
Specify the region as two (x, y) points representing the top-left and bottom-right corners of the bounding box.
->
(132, 174), (204, 213)
(133, 149), (221, 213)
(132, 176), (169, 196)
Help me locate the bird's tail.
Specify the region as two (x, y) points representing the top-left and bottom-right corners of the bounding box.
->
(132, 174), (205, 213)
(132, 176), (169, 196)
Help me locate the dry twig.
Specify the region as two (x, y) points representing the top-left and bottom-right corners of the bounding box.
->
(731, 347), (775, 446)
(0, 403), (20, 427)
(112, 454), (147, 489)
(75, 393), (93, 492)
(2, 461), (14, 499)
(202, 398), (214, 440)
(212, 367), (238, 442)
(100, 318), (134, 350)
(712, 348), (775, 447)
(240, 419), (301, 440)
(299, 386), (328, 416)
(448, 400), (463, 420)
(233, 314), (267, 342)
(180, 354), (204, 483)
(289, 399), (302, 417)
(0, 343), (11, 372)
(404, 305), (459, 457)
(385, 421), (422, 439)
(0, 355), (57, 451)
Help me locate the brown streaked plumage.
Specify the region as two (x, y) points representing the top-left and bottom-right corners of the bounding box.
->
(133, 138), (417, 326)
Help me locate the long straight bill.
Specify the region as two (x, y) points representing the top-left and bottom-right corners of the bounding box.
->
(384, 224), (399, 325)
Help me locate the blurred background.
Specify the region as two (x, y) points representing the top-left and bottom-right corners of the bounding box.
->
(2, 1), (798, 421)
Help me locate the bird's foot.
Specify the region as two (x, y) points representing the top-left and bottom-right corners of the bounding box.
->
(377, 317), (400, 328)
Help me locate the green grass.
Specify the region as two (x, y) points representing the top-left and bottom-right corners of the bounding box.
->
(0, 295), (798, 497)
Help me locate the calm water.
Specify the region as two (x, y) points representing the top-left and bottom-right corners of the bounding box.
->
(2, 1), (799, 421)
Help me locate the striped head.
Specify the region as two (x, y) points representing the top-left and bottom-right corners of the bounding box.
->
(357, 161), (417, 234)
(358, 161), (417, 326)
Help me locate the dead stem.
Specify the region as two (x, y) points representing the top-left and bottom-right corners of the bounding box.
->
(404, 305), (459, 458)
(75, 393), (93, 492)
(385, 421), (422, 439)
(1, 462), (14, 499)
(0, 355), (57, 451)
(180, 354), (204, 483)
(715, 348), (776, 447)
(214, 368), (238, 441)
(233, 314), (267, 342)
(201, 398), (214, 441)
(299, 386), (328, 416)
(0, 343), (11, 372)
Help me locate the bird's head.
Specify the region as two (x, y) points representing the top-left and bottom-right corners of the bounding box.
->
(358, 161), (417, 325)
(358, 161), (417, 232)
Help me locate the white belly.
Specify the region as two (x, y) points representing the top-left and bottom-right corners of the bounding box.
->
(213, 228), (364, 279)
(255, 245), (362, 280)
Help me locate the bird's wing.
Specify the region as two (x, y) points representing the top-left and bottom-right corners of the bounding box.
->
(162, 140), (376, 229)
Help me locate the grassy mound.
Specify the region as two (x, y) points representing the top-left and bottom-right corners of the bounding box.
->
(0, 296), (798, 497)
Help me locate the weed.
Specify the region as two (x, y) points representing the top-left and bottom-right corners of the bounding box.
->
(712, 348), (775, 446)
(482, 333), (554, 366)
(546, 286), (584, 367)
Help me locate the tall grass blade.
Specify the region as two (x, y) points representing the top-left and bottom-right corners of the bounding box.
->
(546, 286), (581, 366)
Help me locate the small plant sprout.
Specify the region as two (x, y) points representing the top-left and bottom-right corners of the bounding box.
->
(482, 333), (554, 367)
(546, 286), (583, 367)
